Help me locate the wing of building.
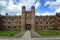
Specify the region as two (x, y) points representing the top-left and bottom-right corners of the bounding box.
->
(0, 6), (60, 30)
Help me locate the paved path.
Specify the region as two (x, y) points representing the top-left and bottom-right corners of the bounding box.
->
(0, 31), (60, 40)
(21, 30), (31, 40)
(31, 31), (40, 38)
(0, 38), (60, 40)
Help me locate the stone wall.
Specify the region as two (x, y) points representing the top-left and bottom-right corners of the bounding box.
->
(0, 6), (60, 30)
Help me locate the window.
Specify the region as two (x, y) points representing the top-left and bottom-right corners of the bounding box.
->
(12, 27), (13, 29)
(14, 26), (16, 28)
(40, 26), (42, 28)
(44, 27), (46, 29)
(46, 22), (48, 24)
(27, 14), (29, 17)
(26, 14), (29, 18)
(40, 22), (42, 24)
(4, 26), (6, 28)
(50, 22), (52, 24)
(4, 22), (6, 23)
(19, 22), (21, 24)
(36, 22), (38, 24)
(8, 26), (10, 28)
(51, 22), (55, 24)
(47, 26), (48, 28)
(58, 20), (60, 23)
(43, 18), (45, 20)
(15, 22), (17, 24)
(19, 26), (21, 28)
(8, 22), (11, 24)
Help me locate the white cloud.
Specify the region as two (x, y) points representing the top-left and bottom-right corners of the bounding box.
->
(36, 11), (55, 16)
(0, 1), (6, 6)
(15, 13), (21, 16)
(44, 0), (60, 9)
(0, 0), (41, 15)
(55, 7), (60, 13)
(44, 1), (50, 6)
(44, 0), (60, 15)
(0, 0), (9, 6)
(35, 12), (40, 16)
(34, 1), (40, 9)
(0, 0), (9, 13)
(42, 11), (55, 15)
(1, 11), (6, 15)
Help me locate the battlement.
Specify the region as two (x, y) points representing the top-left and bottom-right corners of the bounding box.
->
(22, 6), (35, 12)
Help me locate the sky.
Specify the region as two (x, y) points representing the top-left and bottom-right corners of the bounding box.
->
(0, 0), (60, 16)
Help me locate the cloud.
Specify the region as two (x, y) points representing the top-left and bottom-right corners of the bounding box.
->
(35, 12), (40, 16)
(42, 11), (55, 15)
(0, 0), (9, 14)
(7, 0), (37, 10)
(36, 11), (55, 16)
(0, 0), (9, 6)
(0, 1), (6, 6)
(44, 0), (60, 15)
(55, 7), (60, 13)
(7, 0), (36, 15)
(0, 0), (40, 15)
(44, 0), (60, 9)
(34, 1), (40, 9)
(1, 11), (6, 15)
(44, 1), (50, 6)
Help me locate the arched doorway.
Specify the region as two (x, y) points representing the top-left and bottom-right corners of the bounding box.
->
(25, 24), (31, 30)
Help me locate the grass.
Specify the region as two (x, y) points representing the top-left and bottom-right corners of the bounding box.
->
(0, 30), (20, 36)
(35, 30), (60, 36)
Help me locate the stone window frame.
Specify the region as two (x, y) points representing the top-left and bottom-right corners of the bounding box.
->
(14, 26), (17, 28)
(4, 26), (6, 28)
(40, 22), (42, 24)
(19, 26), (21, 28)
(8, 22), (11, 24)
(40, 26), (42, 28)
(50, 21), (55, 24)
(19, 22), (21, 24)
(46, 22), (48, 24)
(8, 26), (10, 28)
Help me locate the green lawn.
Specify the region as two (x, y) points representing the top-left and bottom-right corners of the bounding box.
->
(35, 30), (60, 36)
(0, 30), (20, 36)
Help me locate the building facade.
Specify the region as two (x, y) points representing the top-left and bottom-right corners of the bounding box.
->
(0, 6), (60, 30)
